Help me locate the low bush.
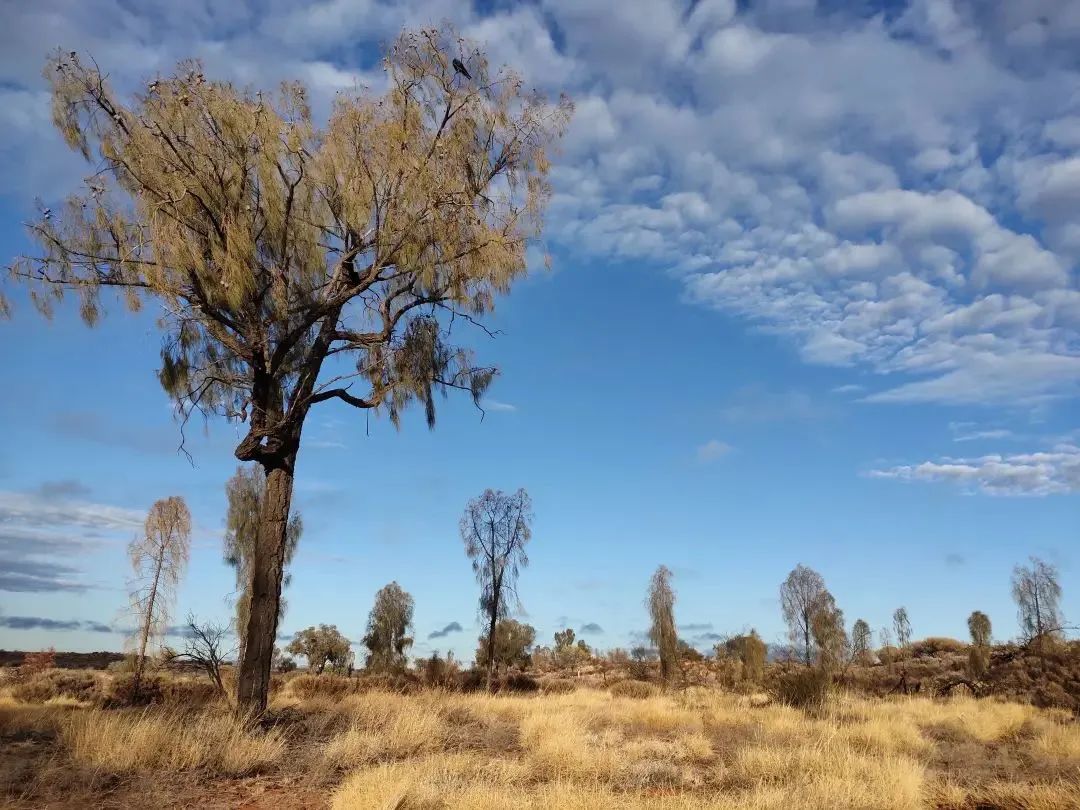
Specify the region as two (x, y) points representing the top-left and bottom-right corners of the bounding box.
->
(10, 670), (100, 703)
(495, 673), (539, 693)
(911, 637), (967, 657)
(609, 680), (657, 699)
(286, 674), (356, 701)
(541, 678), (576, 694)
(160, 679), (221, 708)
(104, 674), (164, 707)
(769, 667), (832, 709)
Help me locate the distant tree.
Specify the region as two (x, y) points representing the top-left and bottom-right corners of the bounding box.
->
(224, 465), (302, 668)
(163, 614), (233, 698)
(811, 592), (847, 673)
(677, 639), (704, 662)
(554, 628), (576, 650)
(647, 565), (679, 682)
(476, 619), (535, 672)
(724, 631), (767, 683)
(128, 496), (191, 690)
(460, 488), (533, 691)
(780, 564), (827, 666)
(851, 619), (873, 662)
(10, 29), (571, 712)
(892, 607), (911, 649)
(286, 624), (351, 674)
(272, 646), (297, 673)
(966, 610), (993, 679)
(1012, 557), (1064, 648)
(967, 610), (992, 647)
(362, 582), (415, 672)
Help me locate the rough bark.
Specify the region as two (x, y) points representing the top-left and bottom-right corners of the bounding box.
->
(235, 460), (295, 713)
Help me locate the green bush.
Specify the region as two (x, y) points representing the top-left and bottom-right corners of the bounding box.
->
(910, 637), (967, 658)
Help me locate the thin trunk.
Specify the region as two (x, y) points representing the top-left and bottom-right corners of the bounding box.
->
(236, 460), (295, 713)
(803, 610), (811, 667)
(135, 541), (167, 687)
(486, 569), (501, 692)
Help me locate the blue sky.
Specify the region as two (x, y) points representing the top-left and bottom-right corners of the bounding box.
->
(0, 0), (1077, 662)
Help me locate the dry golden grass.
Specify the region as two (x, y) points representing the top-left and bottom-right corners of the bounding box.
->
(62, 707), (285, 775)
(3, 678), (1079, 808)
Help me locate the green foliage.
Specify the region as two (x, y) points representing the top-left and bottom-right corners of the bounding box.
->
(810, 592), (846, 672)
(647, 565), (678, 681)
(286, 624), (352, 674)
(362, 581), (415, 672)
(476, 619), (536, 671)
(724, 630), (768, 684)
(968, 611), (992, 648)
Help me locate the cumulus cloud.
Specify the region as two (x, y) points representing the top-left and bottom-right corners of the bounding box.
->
(428, 621), (463, 639)
(2, 0), (1079, 412)
(868, 444), (1080, 496)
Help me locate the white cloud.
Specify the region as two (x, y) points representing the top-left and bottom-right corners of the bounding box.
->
(2, 0), (1079, 412)
(696, 439), (732, 463)
(868, 444), (1080, 496)
(483, 399), (518, 413)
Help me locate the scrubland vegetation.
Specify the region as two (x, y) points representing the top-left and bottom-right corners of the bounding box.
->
(3, 655), (1080, 809)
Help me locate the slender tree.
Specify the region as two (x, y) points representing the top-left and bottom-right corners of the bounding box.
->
(780, 564), (827, 666)
(9, 29), (571, 712)
(851, 618), (873, 662)
(810, 591), (847, 673)
(647, 565), (678, 682)
(224, 464), (302, 667)
(128, 496), (191, 689)
(362, 581), (415, 672)
(1012, 556), (1064, 648)
(967, 610), (992, 678)
(460, 488), (533, 691)
(892, 607), (911, 649)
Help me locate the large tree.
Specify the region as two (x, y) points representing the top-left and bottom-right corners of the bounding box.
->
(892, 606), (911, 649)
(475, 618), (535, 673)
(9, 30), (570, 711)
(128, 496), (190, 690)
(286, 624), (352, 674)
(1012, 557), (1064, 647)
(647, 565), (678, 682)
(460, 487), (533, 691)
(224, 464), (302, 667)
(362, 581), (415, 672)
(851, 618), (873, 663)
(779, 564), (827, 666)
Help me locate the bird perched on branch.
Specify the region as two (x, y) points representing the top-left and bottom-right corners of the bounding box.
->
(452, 58), (472, 80)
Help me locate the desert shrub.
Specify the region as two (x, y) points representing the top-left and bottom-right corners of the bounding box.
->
(160, 679), (220, 708)
(541, 678), (576, 694)
(496, 673), (539, 693)
(46, 670), (100, 701)
(286, 674), (356, 701)
(418, 652), (461, 689)
(20, 648), (56, 677)
(458, 668), (488, 692)
(911, 637), (966, 657)
(104, 674), (164, 707)
(106, 658), (135, 674)
(610, 680), (657, 699)
(11, 677), (57, 704)
(769, 667), (832, 709)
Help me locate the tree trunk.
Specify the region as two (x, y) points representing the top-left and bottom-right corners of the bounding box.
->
(236, 460), (295, 713)
(134, 542), (167, 690)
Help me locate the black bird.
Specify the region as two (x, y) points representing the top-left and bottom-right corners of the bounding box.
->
(452, 58), (472, 80)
